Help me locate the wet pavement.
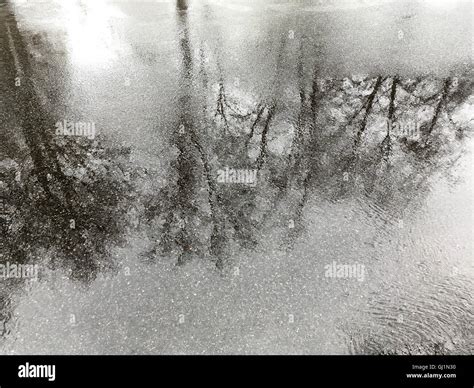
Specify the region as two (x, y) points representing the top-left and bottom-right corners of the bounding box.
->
(0, 0), (473, 354)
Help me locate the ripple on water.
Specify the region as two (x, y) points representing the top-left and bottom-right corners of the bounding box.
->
(343, 275), (474, 355)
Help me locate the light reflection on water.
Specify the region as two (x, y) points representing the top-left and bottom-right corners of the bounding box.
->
(0, 0), (472, 354)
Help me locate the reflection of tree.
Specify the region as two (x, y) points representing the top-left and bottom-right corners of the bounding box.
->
(145, 2), (289, 268)
(352, 76), (384, 150)
(1, 15), (130, 283)
(142, 5), (472, 267)
(0, 9), (135, 341)
(381, 76), (398, 161)
(6, 2), (467, 276)
(292, 72), (471, 229)
(147, 1), (232, 267)
(2, 0), (471, 356)
(156, 2), (201, 266)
